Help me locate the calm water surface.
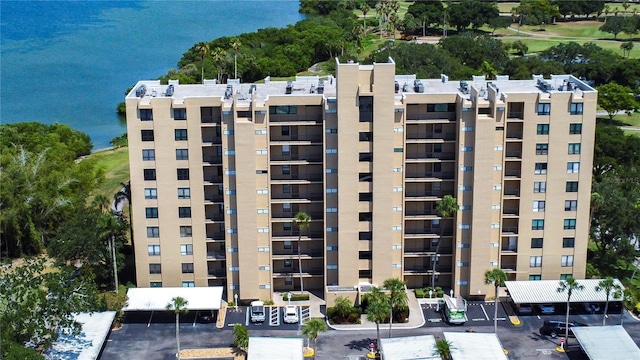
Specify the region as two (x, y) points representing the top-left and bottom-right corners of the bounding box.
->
(1, 1), (304, 149)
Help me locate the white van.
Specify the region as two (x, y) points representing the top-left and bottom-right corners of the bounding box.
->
(250, 301), (265, 322)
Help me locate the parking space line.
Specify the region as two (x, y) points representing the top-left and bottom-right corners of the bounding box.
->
(269, 306), (280, 326)
(300, 306), (310, 322)
(245, 307), (249, 326)
(480, 304), (490, 321)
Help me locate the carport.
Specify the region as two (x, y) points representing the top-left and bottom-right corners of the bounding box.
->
(504, 279), (624, 304)
(380, 335), (439, 360)
(45, 311), (116, 360)
(247, 337), (303, 360)
(444, 332), (508, 360)
(123, 287), (223, 326)
(571, 325), (640, 360)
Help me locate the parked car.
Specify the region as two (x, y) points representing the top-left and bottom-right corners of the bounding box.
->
(198, 312), (215, 323)
(583, 303), (601, 313)
(518, 303), (533, 315)
(250, 301), (266, 322)
(283, 305), (299, 324)
(539, 320), (588, 338)
(537, 303), (556, 314)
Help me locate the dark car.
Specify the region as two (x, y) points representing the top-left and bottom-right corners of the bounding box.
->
(539, 320), (587, 338)
(198, 312), (215, 323)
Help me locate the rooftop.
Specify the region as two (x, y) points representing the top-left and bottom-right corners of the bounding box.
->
(571, 326), (640, 360)
(123, 287), (223, 311)
(505, 279), (625, 304)
(45, 311), (116, 360)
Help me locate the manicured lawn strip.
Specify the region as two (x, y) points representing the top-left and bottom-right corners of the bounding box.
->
(91, 147), (130, 200)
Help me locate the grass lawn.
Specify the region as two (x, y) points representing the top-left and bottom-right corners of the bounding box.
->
(501, 37), (640, 58)
(614, 111), (640, 128)
(90, 147), (130, 201)
(496, 2), (640, 14)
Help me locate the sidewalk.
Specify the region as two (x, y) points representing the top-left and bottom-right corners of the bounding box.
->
(272, 291), (326, 319)
(328, 290), (425, 331)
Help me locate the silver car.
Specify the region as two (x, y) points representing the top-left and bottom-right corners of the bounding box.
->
(283, 305), (299, 324)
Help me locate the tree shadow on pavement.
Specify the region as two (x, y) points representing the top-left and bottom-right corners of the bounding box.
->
(345, 337), (377, 351)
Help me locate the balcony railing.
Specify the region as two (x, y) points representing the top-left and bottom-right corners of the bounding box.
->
(405, 229), (453, 236)
(206, 214), (224, 222)
(272, 250), (324, 258)
(406, 152), (456, 161)
(404, 247), (453, 255)
(272, 230), (324, 239)
(501, 227), (519, 234)
(204, 176), (224, 184)
(202, 138), (222, 145)
(205, 196), (224, 203)
(502, 208), (519, 216)
(207, 269), (227, 277)
(406, 114), (456, 122)
(271, 192), (324, 201)
(505, 151), (522, 159)
(270, 154), (323, 162)
(500, 264), (517, 272)
(203, 157), (223, 165)
(507, 111), (524, 119)
(271, 212), (323, 220)
(406, 132), (456, 141)
(270, 135), (323, 143)
(272, 268), (324, 277)
(406, 172), (455, 179)
(271, 174), (323, 182)
(503, 189), (520, 197)
(206, 252), (226, 260)
(501, 246), (518, 253)
(504, 170), (521, 178)
(206, 234), (225, 241)
(506, 132), (523, 140)
(405, 210), (439, 217)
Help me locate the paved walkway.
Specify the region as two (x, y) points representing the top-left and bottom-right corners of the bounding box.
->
(272, 291), (326, 318)
(329, 290), (425, 331)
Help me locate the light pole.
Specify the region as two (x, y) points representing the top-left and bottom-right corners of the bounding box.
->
(389, 295), (393, 338)
(110, 235), (119, 293)
(234, 293), (238, 311)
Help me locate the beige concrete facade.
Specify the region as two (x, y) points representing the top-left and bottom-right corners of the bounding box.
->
(126, 60), (596, 302)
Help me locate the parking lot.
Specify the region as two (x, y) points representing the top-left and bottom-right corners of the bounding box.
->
(224, 305), (309, 330)
(422, 300), (510, 327)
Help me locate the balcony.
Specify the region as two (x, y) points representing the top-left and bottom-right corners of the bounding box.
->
(406, 132), (456, 141)
(206, 234), (225, 242)
(404, 210), (439, 219)
(270, 154), (323, 164)
(503, 189), (520, 197)
(272, 230), (324, 240)
(271, 212), (323, 220)
(500, 263), (517, 272)
(404, 247), (453, 256)
(272, 268), (323, 277)
(501, 245), (518, 253)
(270, 135), (323, 143)
(272, 250), (323, 259)
(506, 132), (523, 140)
(502, 208), (519, 216)
(405, 172), (455, 180)
(505, 151), (522, 159)
(205, 214), (224, 222)
(507, 111), (524, 120)
(405, 191), (443, 200)
(404, 265), (452, 275)
(404, 229), (453, 237)
(501, 227), (519, 235)
(203, 157), (223, 166)
(201, 138), (222, 146)
(204, 176), (224, 184)
(271, 192), (323, 202)
(207, 252), (226, 260)
(204, 195), (224, 204)
(271, 174), (323, 183)
(207, 269), (227, 278)
(406, 152), (456, 161)
(406, 114), (456, 123)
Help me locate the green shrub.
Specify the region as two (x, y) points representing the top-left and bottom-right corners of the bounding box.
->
(284, 293), (310, 301)
(227, 301), (235, 307)
(415, 288), (424, 298)
(394, 306), (409, 323)
(264, 299), (274, 306)
(634, 302), (640, 316)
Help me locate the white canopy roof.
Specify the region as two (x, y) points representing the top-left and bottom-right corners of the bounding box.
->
(572, 326), (640, 360)
(123, 287), (223, 311)
(247, 337), (303, 360)
(505, 279), (624, 304)
(380, 335), (439, 360)
(46, 312), (116, 360)
(444, 332), (507, 360)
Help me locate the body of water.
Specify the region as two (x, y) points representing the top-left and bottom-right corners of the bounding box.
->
(1, 1), (304, 150)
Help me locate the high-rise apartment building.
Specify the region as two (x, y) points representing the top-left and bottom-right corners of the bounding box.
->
(126, 59), (596, 302)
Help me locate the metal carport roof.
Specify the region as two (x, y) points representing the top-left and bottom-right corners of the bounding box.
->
(247, 337), (303, 360)
(380, 335), (439, 360)
(504, 279), (624, 304)
(572, 326), (640, 360)
(123, 287), (223, 311)
(444, 332), (508, 360)
(45, 312), (116, 360)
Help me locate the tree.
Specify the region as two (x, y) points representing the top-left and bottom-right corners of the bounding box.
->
(383, 278), (407, 337)
(195, 42), (209, 84)
(514, 0), (561, 30)
(621, 41), (634, 58)
(484, 268), (508, 334)
(211, 47), (227, 83)
(232, 324), (249, 352)
(366, 286), (390, 352)
(557, 277), (584, 346)
(0, 258), (98, 355)
(433, 195), (459, 290)
(487, 16), (512, 35)
(600, 16), (626, 39)
(166, 297), (189, 360)
(332, 296), (353, 322)
(360, 2), (371, 29)
(597, 82), (639, 122)
(301, 318), (328, 360)
(294, 212), (311, 294)
(230, 37), (241, 79)
(407, 0), (443, 37)
(435, 339), (453, 360)
(595, 277), (623, 325)
(511, 40), (529, 56)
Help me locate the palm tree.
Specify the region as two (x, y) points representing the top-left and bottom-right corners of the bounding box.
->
(366, 286), (391, 352)
(166, 297), (189, 360)
(383, 278), (407, 337)
(433, 195), (459, 290)
(621, 41), (634, 58)
(195, 42), (210, 84)
(98, 212), (124, 292)
(211, 47), (227, 83)
(435, 339), (453, 360)
(484, 268), (508, 334)
(301, 318), (328, 360)
(557, 277), (584, 346)
(595, 277), (623, 325)
(361, 3), (371, 29)
(230, 37), (241, 79)
(233, 324), (249, 353)
(294, 212), (311, 294)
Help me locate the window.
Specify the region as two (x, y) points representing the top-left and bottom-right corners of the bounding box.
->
(564, 219), (576, 230)
(141, 130), (154, 141)
(147, 226), (160, 238)
(326, 128), (337, 134)
(561, 255), (574, 267)
(327, 264), (338, 270)
(175, 149), (189, 160)
(567, 162), (580, 173)
(325, 148), (337, 154)
(359, 132), (373, 141)
(537, 103), (550, 115)
(225, 150), (235, 156)
(460, 146), (473, 152)
(394, 148), (403, 153)
(281, 126), (290, 136)
(182, 281), (195, 288)
(534, 181), (546, 193)
(180, 244), (193, 255)
(182, 263), (194, 274)
(282, 165), (290, 175)
(173, 108), (187, 120)
(178, 207), (191, 218)
(142, 149), (155, 161)
(180, 226), (192, 237)
(534, 163), (547, 174)
(178, 187), (190, 199)
(359, 212), (372, 221)
(566, 181), (579, 192)
(570, 103), (583, 115)
(532, 219), (545, 230)
(530, 256), (542, 267)
(144, 169), (156, 181)
(326, 188), (338, 194)
(563, 237), (575, 248)
(359, 152), (373, 162)
(148, 244), (160, 256)
(359, 96), (373, 122)
(529, 275), (542, 281)
(326, 169), (337, 174)
(284, 259), (292, 268)
(326, 207), (337, 213)
(560, 274), (572, 280)
(174, 129), (188, 141)
(269, 105), (297, 114)
(282, 145), (290, 155)
(177, 168), (190, 180)
(145, 188), (157, 199)
(282, 184), (291, 194)
(427, 103), (456, 112)
(359, 173), (372, 182)
(359, 251), (372, 260)
(140, 109), (153, 121)
(535, 143), (548, 155)
(565, 200), (577, 211)
(255, 129), (267, 135)
(359, 232), (372, 240)
(537, 124), (549, 135)
(531, 238), (543, 248)
(568, 143), (581, 154)
(569, 123), (582, 134)
(149, 264), (161, 274)
(145, 207), (158, 218)
(359, 193), (372, 201)
(533, 200), (545, 212)
(150, 282), (163, 287)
